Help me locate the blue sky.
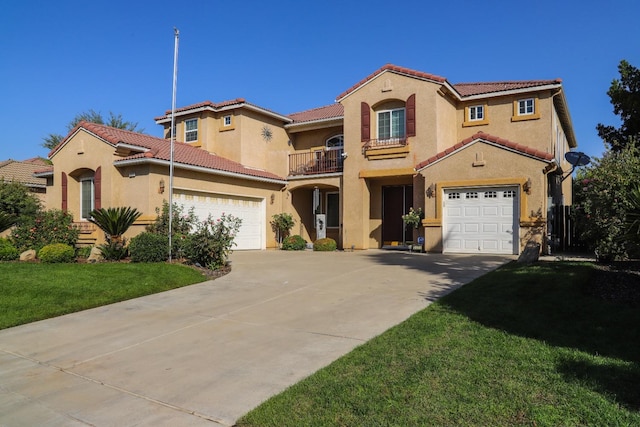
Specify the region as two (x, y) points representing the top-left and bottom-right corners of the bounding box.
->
(1, 0), (639, 162)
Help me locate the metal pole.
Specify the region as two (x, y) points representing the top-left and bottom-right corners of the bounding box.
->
(169, 27), (179, 262)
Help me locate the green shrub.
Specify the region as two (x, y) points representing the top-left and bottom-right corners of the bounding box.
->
(129, 232), (169, 263)
(0, 238), (19, 261)
(282, 235), (306, 251)
(38, 243), (75, 263)
(313, 237), (337, 251)
(271, 213), (295, 246)
(184, 213), (242, 270)
(98, 241), (128, 261)
(11, 209), (79, 252)
(147, 201), (198, 258)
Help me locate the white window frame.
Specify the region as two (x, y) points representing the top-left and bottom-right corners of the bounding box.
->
(377, 108), (405, 140)
(469, 105), (484, 121)
(185, 118), (198, 142)
(80, 178), (94, 220)
(326, 192), (340, 228)
(223, 115), (232, 126)
(325, 135), (344, 150)
(518, 98), (535, 116)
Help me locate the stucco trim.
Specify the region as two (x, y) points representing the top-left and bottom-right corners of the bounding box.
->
(114, 158), (288, 186)
(359, 168), (415, 179)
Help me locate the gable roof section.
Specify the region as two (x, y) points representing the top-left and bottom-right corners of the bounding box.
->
(154, 98), (292, 124)
(336, 64), (447, 101)
(50, 121), (286, 184)
(0, 160), (47, 187)
(415, 132), (554, 171)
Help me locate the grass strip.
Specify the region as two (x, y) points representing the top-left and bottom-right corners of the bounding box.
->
(0, 262), (206, 329)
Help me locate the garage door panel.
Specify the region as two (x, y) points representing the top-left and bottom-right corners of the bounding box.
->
(174, 191), (264, 250)
(443, 187), (518, 255)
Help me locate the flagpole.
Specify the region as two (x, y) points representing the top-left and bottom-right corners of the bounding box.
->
(169, 27), (179, 262)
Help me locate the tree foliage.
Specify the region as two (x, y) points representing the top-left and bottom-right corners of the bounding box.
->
(596, 60), (640, 152)
(0, 179), (41, 222)
(42, 110), (144, 150)
(572, 145), (640, 260)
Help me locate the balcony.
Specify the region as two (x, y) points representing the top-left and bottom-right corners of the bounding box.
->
(289, 149), (344, 176)
(362, 138), (409, 160)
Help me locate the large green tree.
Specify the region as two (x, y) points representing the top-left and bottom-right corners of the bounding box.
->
(42, 110), (143, 150)
(0, 179), (41, 223)
(596, 60), (640, 152)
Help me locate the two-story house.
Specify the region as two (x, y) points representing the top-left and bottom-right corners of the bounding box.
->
(41, 64), (576, 254)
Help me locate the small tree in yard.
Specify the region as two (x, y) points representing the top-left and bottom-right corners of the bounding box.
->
(271, 213), (295, 247)
(146, 200), (198, 258)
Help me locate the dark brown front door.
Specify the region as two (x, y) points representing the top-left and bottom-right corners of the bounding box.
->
(382, 185), (413, 244)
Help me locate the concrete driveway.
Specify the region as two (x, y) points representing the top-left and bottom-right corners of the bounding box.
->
(0, 250), (510, 426)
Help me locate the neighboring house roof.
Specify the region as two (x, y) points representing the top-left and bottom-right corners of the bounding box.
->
(0, 160), (48, 188)
(452, 80), (563, 97)
(50, 121), (287, 184)
(154, 98), (292, 124)
(415, 132), (555, 171)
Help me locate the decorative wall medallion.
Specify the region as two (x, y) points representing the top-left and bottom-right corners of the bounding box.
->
(261, 125), (273, 142)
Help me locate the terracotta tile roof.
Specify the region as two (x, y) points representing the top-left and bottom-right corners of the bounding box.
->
(415, 131), (554, 170)
(154, 98), (290, 123)
(21, 157), (50, 165)
(0, 160), (47, 187)
(288, 103), (344, 123)
(53, 121), (285, 183)
(336, 64), (447, 101)
(453, 80), (562, 97)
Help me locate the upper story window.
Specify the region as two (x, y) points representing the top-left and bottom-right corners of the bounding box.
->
(223, 115), (232, 126)
(463, 103), (489, 127)
(185, 119), (198, 142)
(518, 98), (535, 115)
(512, 97), (540, 121)
(469, 105), (484, 121)
(326, 135), (344, 150)
(378, 108), (405, 140)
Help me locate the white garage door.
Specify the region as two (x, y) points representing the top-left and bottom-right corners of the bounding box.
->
(174, 191), (265, 250)
(443, 187), (518, 254)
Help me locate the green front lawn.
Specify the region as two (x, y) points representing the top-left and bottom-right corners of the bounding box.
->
(237, 262), (640, 427)
(0, 262), (206, 330)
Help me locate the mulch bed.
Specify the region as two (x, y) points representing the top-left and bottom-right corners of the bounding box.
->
(585, 261), (640, 307)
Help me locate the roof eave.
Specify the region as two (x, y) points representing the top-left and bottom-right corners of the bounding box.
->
(155, 102), (293, 125)
(113, 158), (287, 186)
(285, 116), (344, 132)
(458, 83), (563, 101)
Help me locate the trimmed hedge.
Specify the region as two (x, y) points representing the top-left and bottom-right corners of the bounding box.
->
(129, 232), (169, 263)
(313, 237), (337, 251)
(38, 243), (76, 263)
(0, 238), (19, 261)
(282, 235), (306, 251)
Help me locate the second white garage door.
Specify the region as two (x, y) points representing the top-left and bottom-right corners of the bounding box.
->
(443, 187), (518, 254)
(174, 191), (265, 250)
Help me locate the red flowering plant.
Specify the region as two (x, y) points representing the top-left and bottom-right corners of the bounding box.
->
(11, 209), (79, 253)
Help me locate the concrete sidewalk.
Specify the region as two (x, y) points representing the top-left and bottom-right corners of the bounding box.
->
(0, 250), (510, 426)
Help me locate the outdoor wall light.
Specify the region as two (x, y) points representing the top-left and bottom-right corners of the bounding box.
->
(426, 183), (436, 198)
(270, 193), (275, 204)
(159, 179), (165, 194)
(523, 178), (532, 194)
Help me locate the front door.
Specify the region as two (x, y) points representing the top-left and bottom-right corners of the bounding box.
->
(382, 185), (413, 245)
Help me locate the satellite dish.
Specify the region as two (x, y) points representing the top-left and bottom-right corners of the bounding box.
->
(565, 151), (591, 167)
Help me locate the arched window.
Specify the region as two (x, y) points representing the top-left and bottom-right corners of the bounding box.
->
(326, 135), (344, 150)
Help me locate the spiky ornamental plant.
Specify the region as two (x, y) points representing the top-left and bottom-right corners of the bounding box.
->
(88, 207), (142, 244)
